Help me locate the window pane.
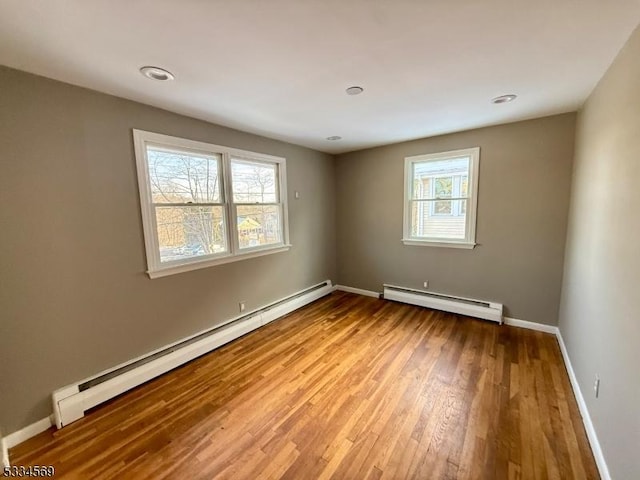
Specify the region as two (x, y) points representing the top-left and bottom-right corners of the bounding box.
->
(236, 205), (282, 249)
(232, 159), (278, 203)
(434, 200), (452, 215)
(411, 200), (466, 240)
(155, 206), (227, 262)
(412, 157), (470, 199)
(147, 147), (221, 203)
(434, 177), (453, 198)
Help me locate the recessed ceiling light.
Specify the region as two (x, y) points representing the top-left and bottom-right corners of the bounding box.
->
(139, 66), (175, 81)
(346, 86), (364, 96)
(326, 136), (342, 141)
(491, 94), (517, 104)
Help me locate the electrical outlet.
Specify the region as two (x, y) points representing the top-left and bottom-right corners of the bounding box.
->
(594, 374), (600, 398)
(239, 301), (246, 313)
(423, 281), (429, 289)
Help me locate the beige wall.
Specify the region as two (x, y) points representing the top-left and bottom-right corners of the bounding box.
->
(0, 66), (336, 434)
(559, 25), (640, 479)
(335, 114), (576, 324)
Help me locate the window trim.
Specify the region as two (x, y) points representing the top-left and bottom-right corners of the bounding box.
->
(133, 129), (290, 278)
(402, 147), (480, 249)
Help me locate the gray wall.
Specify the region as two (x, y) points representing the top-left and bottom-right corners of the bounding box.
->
(335, 114), (576, 325)
(0, 66), (336, 434)
(559, 25), (640, 479)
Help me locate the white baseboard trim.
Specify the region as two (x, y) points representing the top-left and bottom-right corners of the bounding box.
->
(556, 331), (610, 480)
(503, 317), (559, 334)
(494, 317), (610, 479)
(4, 416), (54, 450)
(334, 285), (380, 298)
(1, 436), (9, 468)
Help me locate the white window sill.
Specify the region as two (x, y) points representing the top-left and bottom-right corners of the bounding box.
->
(401, 239), (477, 249)
(147, 244), (292, 279)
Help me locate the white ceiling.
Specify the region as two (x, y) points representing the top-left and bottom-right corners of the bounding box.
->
(1, 1), (639, 154)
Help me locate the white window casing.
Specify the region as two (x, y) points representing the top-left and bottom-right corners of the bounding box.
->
(402, 147), (480, 249)
(133, 130), (290, 278)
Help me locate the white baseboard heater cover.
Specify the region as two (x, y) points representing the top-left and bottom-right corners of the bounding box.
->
(52, 280), (333, 429)
(383, 284), (503, 324)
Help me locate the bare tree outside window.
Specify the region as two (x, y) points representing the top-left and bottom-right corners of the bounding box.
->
(148, 148), (226, 262)
(231, 159), (282, 249)
(147, 151), (283, 261)
(134, 130), (290, 277)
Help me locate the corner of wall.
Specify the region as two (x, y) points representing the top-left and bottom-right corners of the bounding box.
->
(556, 24), (640, 480)
(555, 330), (611, 479)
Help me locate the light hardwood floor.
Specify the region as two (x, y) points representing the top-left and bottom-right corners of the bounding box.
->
(10, 292), (599, 479)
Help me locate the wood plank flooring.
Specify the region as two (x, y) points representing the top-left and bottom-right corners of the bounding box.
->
(10, 292), (599, 479)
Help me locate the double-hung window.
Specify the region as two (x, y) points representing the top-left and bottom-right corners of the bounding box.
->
(133, 130), (289, 278)
(403, 147), (479, 248)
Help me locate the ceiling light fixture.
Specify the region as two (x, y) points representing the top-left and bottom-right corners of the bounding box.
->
(346, 86), (364, 96)
(326, 136), (342, 141)
(139, 66), (175, 81)
(491, 94), (517, 104)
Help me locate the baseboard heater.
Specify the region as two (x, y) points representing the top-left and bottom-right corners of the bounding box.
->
(52, 280), (333, 429)
(383, 284), (503, 324)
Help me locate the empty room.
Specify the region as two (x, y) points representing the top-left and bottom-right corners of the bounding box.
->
(1, 1), (638, 479)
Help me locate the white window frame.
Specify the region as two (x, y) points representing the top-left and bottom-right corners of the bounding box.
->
(402, 147), (480, 249)
(133, 130), (290, 278)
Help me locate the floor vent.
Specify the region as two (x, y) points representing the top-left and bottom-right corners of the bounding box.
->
(383, 284), (503, 324)
(53, 280), (333, 428)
